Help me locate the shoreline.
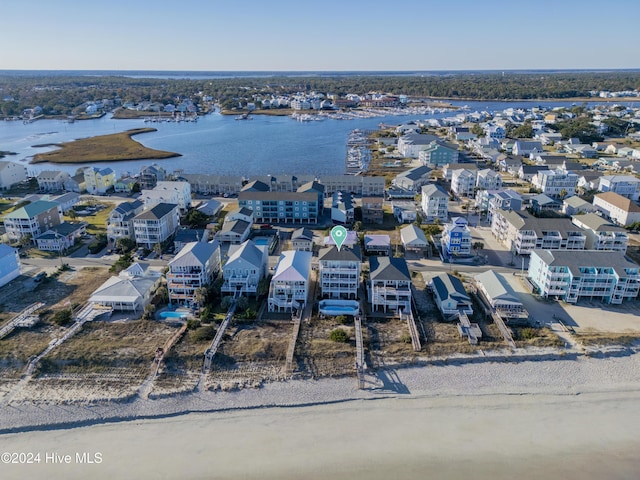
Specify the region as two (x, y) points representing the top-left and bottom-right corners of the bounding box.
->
(2, 346), (639, 435)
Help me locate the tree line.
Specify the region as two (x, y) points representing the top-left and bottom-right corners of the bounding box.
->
(1, 71), (639, 117)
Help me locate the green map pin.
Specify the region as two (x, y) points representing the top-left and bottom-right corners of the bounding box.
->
(331, 225), (348, 251)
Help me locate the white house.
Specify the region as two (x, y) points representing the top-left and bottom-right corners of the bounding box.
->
(475, 169), (503, 191)
(268, 250), (313, 312)
(141, 181), (192, 213)
(166, 241), (221, 305)
(571, 213), (628, 252)
(400, 224), (429, 255)
(531, 169), (579, 198)
(89, 263), (162, 312)
(421, 184), (449, 222)
(318, 245), (362, 300)
(221, 240), (268, 296)
(331, 191), (355, 225)
(291, 227), (314, 252)
(475, 270), (527, 319)
(597, 175), (640, 201)
(593, 192), (640, 226)
(392, 201), (418, 224)
(513, 140), (543, 157)
(107, 200), (144, 243)
(36, 170), (71, 192)
(0, 161), (27, 191)
(451, 169), (477, 198)
(397, 133), (440, 158)
(132, 203), (180, 248)
(0, 244), (20, 288)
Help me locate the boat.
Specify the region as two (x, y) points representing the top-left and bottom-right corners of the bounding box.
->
(235, 113), (252, 120)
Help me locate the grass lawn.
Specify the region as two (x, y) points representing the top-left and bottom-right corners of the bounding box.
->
(30, 128), (180, 164)
(69, 202), (115, 236)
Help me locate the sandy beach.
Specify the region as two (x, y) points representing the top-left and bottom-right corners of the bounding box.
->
(1, 351), (640, 479)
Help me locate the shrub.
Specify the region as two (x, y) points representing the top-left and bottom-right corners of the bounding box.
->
(236, 296), (249, 311)
(330, 328), (349, 343)
(52, 309), (73, 326)
(518, 327), (538, 340)
(243, 308), (257, 320)
(186, 318), (202, 330)
(191, 325), (216, 342)
(400, 334), (413, 344)
(336, 315), (351, 325)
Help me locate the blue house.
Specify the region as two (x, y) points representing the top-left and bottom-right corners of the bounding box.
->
(441, 217), (472, 257)
(0, 244), (20, 288)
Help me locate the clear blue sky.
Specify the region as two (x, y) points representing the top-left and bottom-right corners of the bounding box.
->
(2, 0), (638, 71)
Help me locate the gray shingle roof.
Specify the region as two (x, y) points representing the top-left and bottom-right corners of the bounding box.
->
(369, 256), (410, 281)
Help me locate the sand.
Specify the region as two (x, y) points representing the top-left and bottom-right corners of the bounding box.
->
(1, 351), (640, 479)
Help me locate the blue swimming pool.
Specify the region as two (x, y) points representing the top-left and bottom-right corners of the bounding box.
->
(160, 311), (188, 319)
(254, 237), (270, 246)
(319, 300), (360, 316)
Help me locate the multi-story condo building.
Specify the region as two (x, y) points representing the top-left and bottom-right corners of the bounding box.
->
(593, 192), (640, 226)
(421, 184), (449, 222)
(491, 209), (586, 255)
(36, 170), (71, 192)
(132, 203), (180, 248)
(475, 169), (503, 191)
(597, 175), (640, 201)
(418, 141), (460, 167)
(451, 169), (477, 198)
(571, 213), (629, 252)
(221, 240), (267, 296)
(238, 191), (320, 224)
(318, 245), (362, 300)
(106, 200), (144, 243)
(528, 249), (640, 304)
(166, 241), (221, 305)
(441, 217), (473, 257)
(531, 169), (579, 198)
(268, 250), (313, 312)
(316, 175), (385, 196)
(84, 167), (116, 194)
(0, 161), (28, 191)
(368, 256), (412, 313)
(141, 181), (192, 213)
(3, 200), (62, 242)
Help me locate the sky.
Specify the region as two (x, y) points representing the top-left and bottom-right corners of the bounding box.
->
(2, 0), (639, 71)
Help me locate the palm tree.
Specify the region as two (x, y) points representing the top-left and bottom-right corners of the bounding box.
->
(472, 241), (484, 257)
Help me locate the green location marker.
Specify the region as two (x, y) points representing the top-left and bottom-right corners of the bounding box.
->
(331, 225), (348, 251)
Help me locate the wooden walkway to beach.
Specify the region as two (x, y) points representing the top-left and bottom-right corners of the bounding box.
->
(401, 308), (422, 352)
(0, 302), (45, 340)
(355, 315), (366, 389)
(197, 300), (236, 390)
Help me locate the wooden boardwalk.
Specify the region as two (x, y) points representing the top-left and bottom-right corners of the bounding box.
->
(285, 312), (301, 375)
(401, 308), (422, 352)
(0, 302), (45, 340)
(354, 315), (365, 389)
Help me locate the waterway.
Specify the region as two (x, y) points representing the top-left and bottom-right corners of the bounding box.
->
(0, 100), (629, 178)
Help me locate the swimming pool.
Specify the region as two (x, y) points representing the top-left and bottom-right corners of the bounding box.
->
(254, 237), (270, 246)
(160, 311), (189, 319)
(319, 300), (360, 316)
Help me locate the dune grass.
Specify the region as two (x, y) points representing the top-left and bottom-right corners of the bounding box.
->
(30, 128), (180, 164)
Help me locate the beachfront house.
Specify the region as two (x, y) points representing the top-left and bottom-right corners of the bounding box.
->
(431, 273), (473, 318)
(221, 240), (268, 296)
(0, 244), (20, 288)
(89, 263), (162, 312)
(318, 245), (362, 300)
(166, 241), (221, 305)
(268, 250), (313, 313)
(368, 256), (412, 313)
(475, 270), (527, 320)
